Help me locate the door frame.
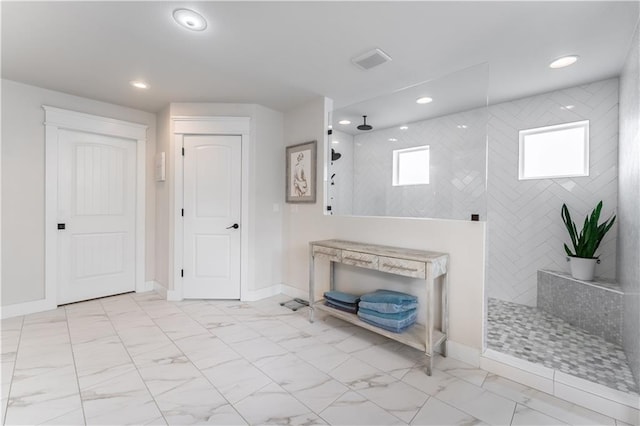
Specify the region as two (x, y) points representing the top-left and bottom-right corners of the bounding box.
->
(172, 116), (250, 301)
(44, 106), (147, 308)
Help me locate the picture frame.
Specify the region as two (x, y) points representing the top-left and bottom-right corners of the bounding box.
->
(286, 140), (317, 203)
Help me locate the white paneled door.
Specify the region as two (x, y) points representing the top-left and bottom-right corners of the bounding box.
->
(57, 129), (137, 304)
(183, 135), (242, 299)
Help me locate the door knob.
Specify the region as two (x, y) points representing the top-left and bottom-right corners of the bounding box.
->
(226, 223), (239, 230)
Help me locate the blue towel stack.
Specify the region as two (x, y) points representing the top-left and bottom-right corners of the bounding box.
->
(324, 291), (360, 314)
(357, 290), (418, 333)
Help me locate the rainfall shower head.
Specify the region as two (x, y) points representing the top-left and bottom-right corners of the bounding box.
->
(357, 115), (373, 131)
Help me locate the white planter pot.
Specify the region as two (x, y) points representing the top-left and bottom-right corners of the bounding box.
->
(567, 256), (599, 281)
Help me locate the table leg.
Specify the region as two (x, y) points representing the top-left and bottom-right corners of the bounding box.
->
(441, 272), (449, 357)
(309, 245), (315, 323)
(425, 267), (434, 376)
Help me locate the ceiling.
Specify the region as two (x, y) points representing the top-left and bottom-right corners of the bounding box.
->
(2, 2), (638, 114)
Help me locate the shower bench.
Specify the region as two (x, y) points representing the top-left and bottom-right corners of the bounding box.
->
(537, 270), (623, 345)
(308, 239), (449, 375)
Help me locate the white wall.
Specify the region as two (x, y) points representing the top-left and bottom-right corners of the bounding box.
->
(283, 97), (486, 351)
(618, 17), (640, 386)
(487, 78), (619, 307)
(154, 105), (171, 289)
(252, 105), (285, 290)
(154, 103), (284, 295)
(1, 79), (157, 306)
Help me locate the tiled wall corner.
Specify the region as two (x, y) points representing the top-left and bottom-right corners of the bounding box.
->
(618, 15), (640, 388)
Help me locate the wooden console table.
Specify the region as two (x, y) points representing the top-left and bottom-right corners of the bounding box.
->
(308, 239), (449, 375)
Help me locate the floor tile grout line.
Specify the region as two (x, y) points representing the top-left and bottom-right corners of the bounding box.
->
(508, 401), (517, 425)
(98, 294), (169, 426)
(351, 385), (420, 425)
(432, 396), (486, 424)
(2, 315), (24, 426)
(407, 394), (431, 425)
(63, 307), (89, 425)
(246, 343), (346, 418)
(132, 293), (252, 425)
(313, 388), (351, 425)
(226, 379), (274, 409)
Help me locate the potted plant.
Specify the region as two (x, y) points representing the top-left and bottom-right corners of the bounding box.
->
(561, 201), (616, 281)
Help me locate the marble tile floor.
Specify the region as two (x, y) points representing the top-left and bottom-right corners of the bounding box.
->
(487, 298), (639, 395)
(0, 292), (626, 426)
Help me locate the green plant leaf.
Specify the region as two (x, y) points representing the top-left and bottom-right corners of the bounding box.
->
(560, 201), (615, 259)
(561, 204), (579, 253)
(564, 243), (575, 256)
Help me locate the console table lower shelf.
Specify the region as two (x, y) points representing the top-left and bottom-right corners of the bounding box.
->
(314, 300), (446, 356)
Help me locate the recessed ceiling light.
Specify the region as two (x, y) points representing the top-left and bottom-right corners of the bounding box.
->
(388, 138), (398, 142)
(457, 124), (468, 129)
(416, 97), (433, 104)
(400, 126), (408, 130)
(549, 55), (579, 69)
(130, 80), (149, 89)
(173, 8), (207, 31)
(338, 120), (351, 125)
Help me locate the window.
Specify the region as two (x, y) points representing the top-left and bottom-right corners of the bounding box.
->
(393, 145), (430, 186)
(519, 120), (589, 180)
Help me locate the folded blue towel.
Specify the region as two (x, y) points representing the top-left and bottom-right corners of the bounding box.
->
(325, 299), (358, 314)
(360, 290), (417, 304)
(324, 291), (360, 305)
(358, 315), (416, 334)
(358, 307), (416, 320)
(358, 309), (417, 332)
(359, 300), (418, 314)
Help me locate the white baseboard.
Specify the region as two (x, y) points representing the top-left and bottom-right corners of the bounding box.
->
(153, 281), (168, 299)
(138, 281), (154, 293)
(280, 284), (308, 301)
(446, 340), (481, 367)
(1, 298), (57, 319)
(166, 289), (182, 301)
(243, 284), (283, 302)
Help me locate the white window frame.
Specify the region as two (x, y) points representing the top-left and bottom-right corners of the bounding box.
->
(392, 145), (430, 186)
(518, 120), (590, 180)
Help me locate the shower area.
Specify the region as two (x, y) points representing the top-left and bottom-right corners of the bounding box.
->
(483, 75), (639, 397)
(327, 58), (639, 401)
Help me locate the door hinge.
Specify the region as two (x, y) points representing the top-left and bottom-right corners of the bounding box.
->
(182, 147), (185, 156)
(181, 269), (184, 277)
(181, 208), (184, 217)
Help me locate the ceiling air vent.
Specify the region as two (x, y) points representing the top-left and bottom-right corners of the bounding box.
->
(351, 48), (392, 71)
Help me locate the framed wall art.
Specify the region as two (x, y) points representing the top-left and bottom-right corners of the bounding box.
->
(286, 140), (317, 203)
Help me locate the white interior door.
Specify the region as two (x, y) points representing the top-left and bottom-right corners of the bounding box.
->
(183, 134), (241, 299)
(57, 129), (137, 304)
